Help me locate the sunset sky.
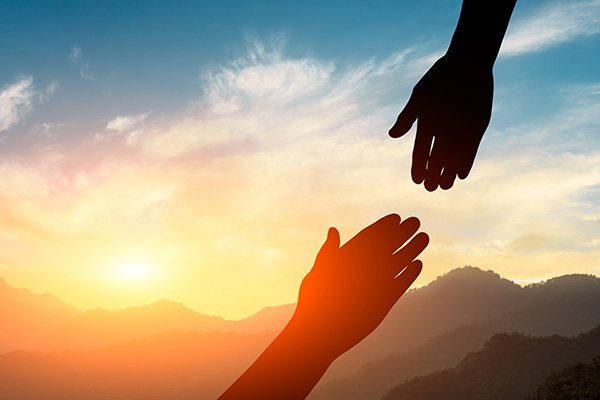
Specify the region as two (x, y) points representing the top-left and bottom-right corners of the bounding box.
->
(1, 0), (599, 319)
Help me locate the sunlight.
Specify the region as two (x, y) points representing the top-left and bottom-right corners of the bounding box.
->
(115, 260), (153, 282)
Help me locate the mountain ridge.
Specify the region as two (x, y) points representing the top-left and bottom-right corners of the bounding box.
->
(383, 325), (600, 400)
(2, 267), (600, 399)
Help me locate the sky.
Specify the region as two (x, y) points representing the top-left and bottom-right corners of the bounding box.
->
(1, 0), (599, 319)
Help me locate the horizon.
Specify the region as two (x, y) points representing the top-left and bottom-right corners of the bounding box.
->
(2, 265), (597, 318)
(1, 0), (600, 319)
(4, 259), (600, 399)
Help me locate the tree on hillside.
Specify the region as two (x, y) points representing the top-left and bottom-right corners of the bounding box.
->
(529, 356), (600, 400)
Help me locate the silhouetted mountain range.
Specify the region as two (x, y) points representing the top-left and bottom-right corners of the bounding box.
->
(308, 267), (600, 399)
(383, 326), (600, 400)
(0, 330), (277, 400)
(0, 277), (81, 353)
(2, 267), (600, 399)
(0, 278), (294, 352)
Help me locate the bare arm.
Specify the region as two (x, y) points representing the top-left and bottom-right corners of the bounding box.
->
(218, 214), (429, 399)
(447, 0), (518, 67)
(390, 0), (517, 191)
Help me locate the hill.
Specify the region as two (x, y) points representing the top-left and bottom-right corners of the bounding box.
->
(0, 329), (278, 400)
(383, 325), (600, 400)
(531, 355), (600, 399)
(48, 299), (233, 350)
(308, 268), (600, 399)
(2, 267), (600, 399)
(0, 277), (81, 352)
(0, 277), (294, 351)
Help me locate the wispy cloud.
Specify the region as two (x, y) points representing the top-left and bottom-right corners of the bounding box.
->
(69, 45), (82, 62)
(501, 0), (600, 57)
(1, 36), (599, 316)
(39, 81), (59, 102)
(79, 63), (95, 80)
(0, 77), (59, 133)
(69, 45), (95, 80)
(106, 112), (152, 133)
(137, 39), (432, 159)
(0, 77), (35, 132)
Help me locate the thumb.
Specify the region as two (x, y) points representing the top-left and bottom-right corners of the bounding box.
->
(389, 96), (418, 138)
(317, 227), (340, 260)
(325, 227), (341, 250)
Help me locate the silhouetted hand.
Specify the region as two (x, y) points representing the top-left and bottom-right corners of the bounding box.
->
(218, 214), (429, 400)
(389, 54), (493, 191)
(292, 213), (429, 359)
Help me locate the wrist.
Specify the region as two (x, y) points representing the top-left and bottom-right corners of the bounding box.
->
(282, 315), (342, 363)
(442, 49), (495, 71)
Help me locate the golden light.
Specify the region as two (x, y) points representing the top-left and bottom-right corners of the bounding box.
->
(114, 259), (154, 282)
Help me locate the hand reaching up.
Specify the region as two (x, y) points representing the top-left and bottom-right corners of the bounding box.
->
(219, 214), (429, 399)
(292, 213), (429, 359)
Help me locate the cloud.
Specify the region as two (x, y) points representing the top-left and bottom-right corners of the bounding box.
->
(41, 122), (71, 138)
(106, 112), (151, 133)
(0, 77), (35, 132)
(137, 39), (433, 159)
(124, 39), (600, 290)
(69, 45), (82, 62)
(45, 81), (59, 96)
(0, 77), (59, 133)
(80, 63), (95, 80)
(39, 81), (59, 102)
(69, 45), (95, 80)
(2, 36), (600, 316)
(501, 0), (600, 57)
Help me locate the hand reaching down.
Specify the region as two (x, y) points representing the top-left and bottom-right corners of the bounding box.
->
(389, 54), (493, 191)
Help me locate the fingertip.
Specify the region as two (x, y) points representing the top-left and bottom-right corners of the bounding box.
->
(395, 259), (423, 295)
(327, 227), (340, 243)
(389, 124), (409, 138)
(424, 178), (439, 192)
(457, 164), (470, 180)
(409, 259), (423, 275)
(439, 175), (456, 190)
(411, 166), (425, 185)
(401, 216), (421, 231)
(457, 169), (469, 180)
(384, 213), (401, 224)
(416, 231), (430, 247)
(440, 167), (457, 190)
(390, 99), (418, 138)
(458, 158), (474, 180)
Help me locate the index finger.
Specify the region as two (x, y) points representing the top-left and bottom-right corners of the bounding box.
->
(412, 119), (434, 185)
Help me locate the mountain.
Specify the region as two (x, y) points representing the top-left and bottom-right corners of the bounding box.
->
(2, 267), (600, 400)
(233, 303), (294, 333)
(47, 299), (233, 351)
(0, 277), (293, 352)
(382, 325), (600, 400)
(0, 329), (278, 400)
(52, 300), (294, 351)
(319, 266), (526, 378)
(0, 277), (81, 353)
(531, 355), (600, 399)
(308, 268), (600, 399)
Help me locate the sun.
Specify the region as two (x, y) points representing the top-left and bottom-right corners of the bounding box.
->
(115, 260), (153, 282)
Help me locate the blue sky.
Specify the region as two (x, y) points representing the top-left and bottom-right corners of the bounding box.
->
(1, 0), (599, 318)
(1, 0), (460, 123)
(1, 0), (598, 149)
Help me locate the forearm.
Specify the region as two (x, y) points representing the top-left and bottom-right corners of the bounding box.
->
(447, 0), (517, 67)
(217, 317), (337, 400)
